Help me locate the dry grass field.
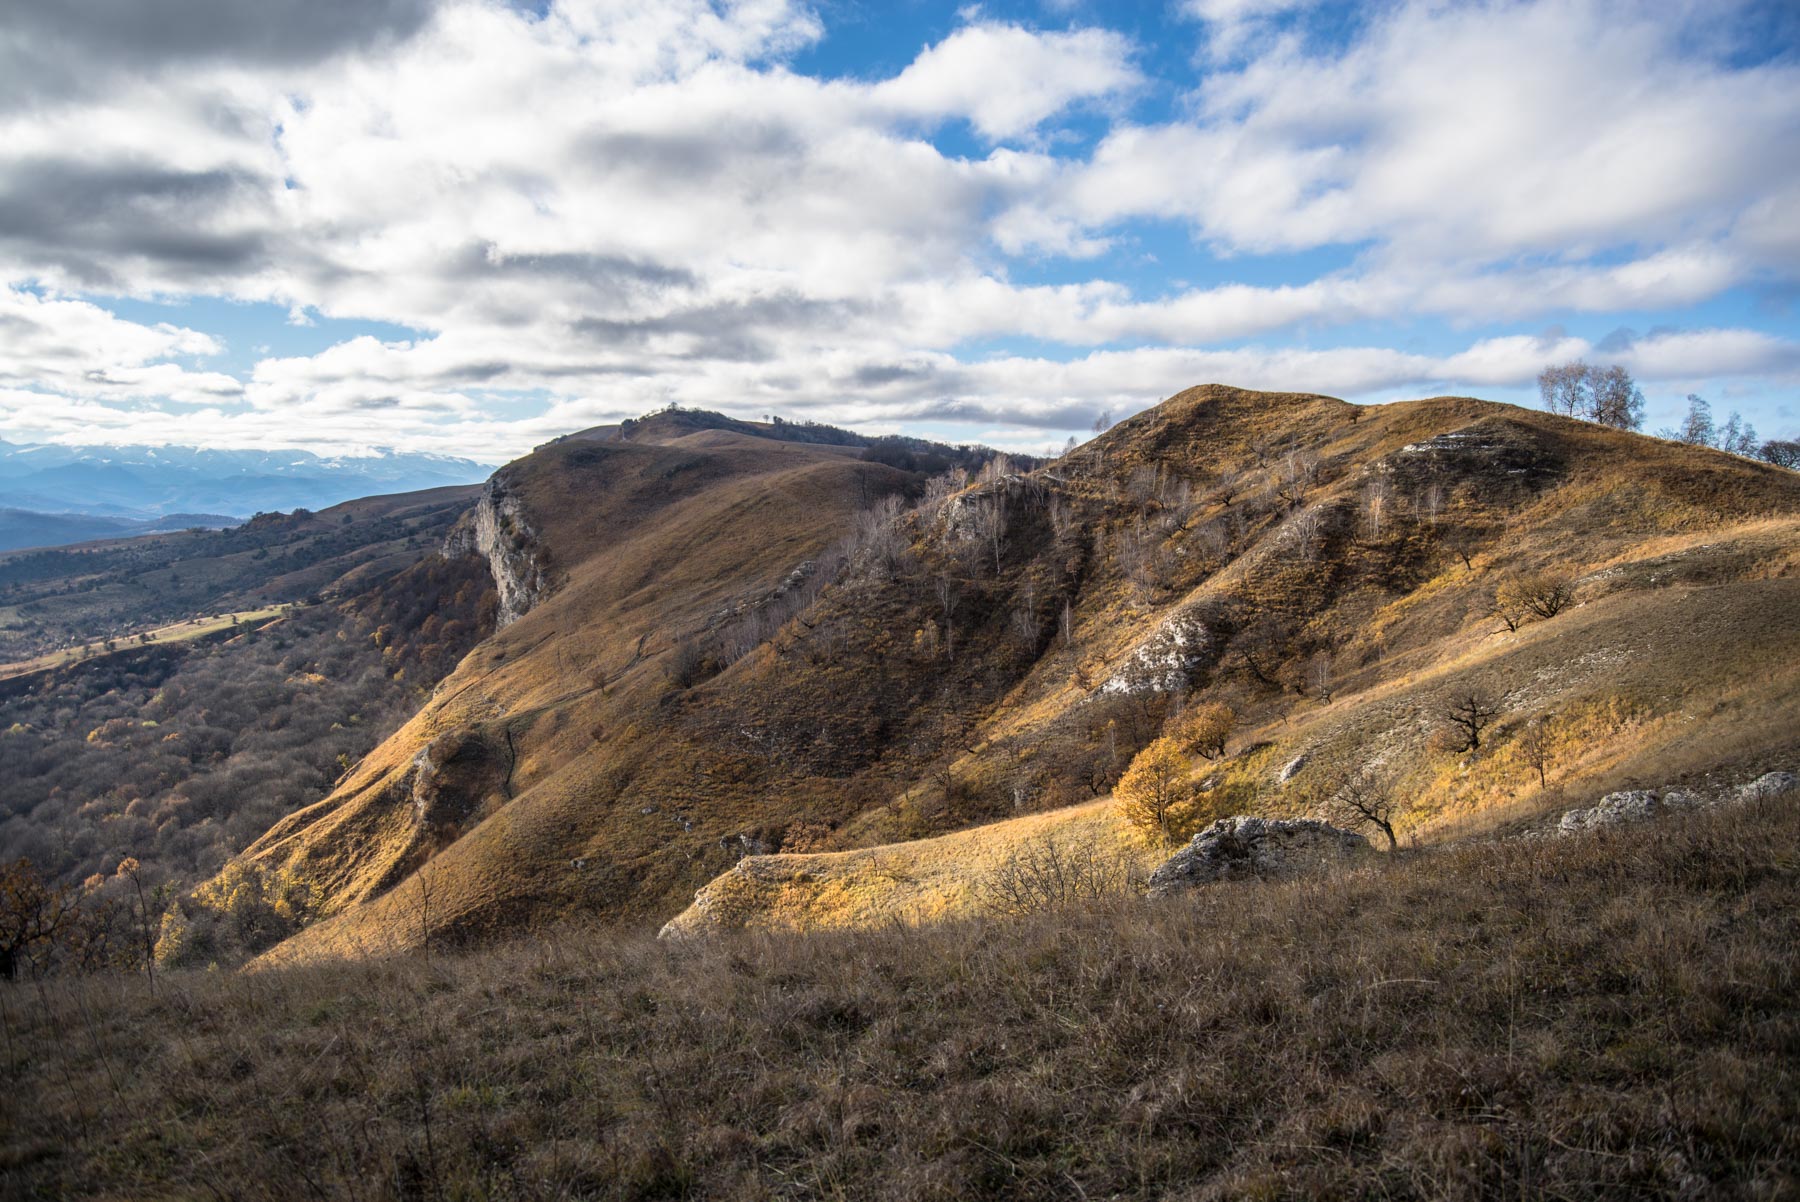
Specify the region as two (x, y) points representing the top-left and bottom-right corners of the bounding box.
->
(8, 793), (1799, 1200)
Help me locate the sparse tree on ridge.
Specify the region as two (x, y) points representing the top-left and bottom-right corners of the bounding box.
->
(1536, 361), (1644, 430)
(1668, 393), (1759, 455)
(1760, 439), (1800, 469)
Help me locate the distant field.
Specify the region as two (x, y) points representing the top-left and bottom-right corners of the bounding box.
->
(0, 605), (296, 681)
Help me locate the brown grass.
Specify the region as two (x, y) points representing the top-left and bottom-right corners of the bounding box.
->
(9, 796), (1800, 1200)
(202, 386), (1800, 964)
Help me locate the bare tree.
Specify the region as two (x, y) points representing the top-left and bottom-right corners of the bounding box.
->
(1327, 766), (1400, 850)
(1275, 451), (1319, 510)
(1590, 364), (1645, 430)
(1492, 570), (1577, 631)
(1212, 467), (1242, 507)
(1443, 689), (1502, 752)
(1675, 393), (1715, 447)
(1537, 361), (1588, 418)
(1362, 477), (1391, 540)
(1306, 651), (1334, 702)
(1759, 439), (1800, 468)
(1537, 361), (1644, 431)
(1288, 504), (1328, 562)
(1517, 716), (1553, 789)
(933, 572), (960, 661)
(1009, 581), (1042, 650)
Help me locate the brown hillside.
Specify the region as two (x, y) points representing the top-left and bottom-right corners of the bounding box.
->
(228, 386), (1800, 962)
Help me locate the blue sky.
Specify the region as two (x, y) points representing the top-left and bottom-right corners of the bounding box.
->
(0, 0), (1795, 456)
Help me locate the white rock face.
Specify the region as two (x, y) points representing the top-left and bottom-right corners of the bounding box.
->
(445, 476), (550, 628)
(1100, 609), (1218, 696)
(1147, 815), (1370, 895)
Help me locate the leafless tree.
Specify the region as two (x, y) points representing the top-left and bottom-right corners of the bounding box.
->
(1537, 361), (1644, 430)
(1517, 715), (1553, 789)
(1010, 581), (1042, 650)
(1275, 451), (1319, 509)
(1306, 651), (1334, 702)
(1443, 689), (1502, 752)
(1363, 477), (1392, 540)
(1492, 570), (1577, 631)
(933, 572), (960, 661)
(1289, 504), (1328, 562)
(1325, 766), (1400, 851)
(1212, 467), (1242, 507)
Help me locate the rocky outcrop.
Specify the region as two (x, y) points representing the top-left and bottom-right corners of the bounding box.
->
(1555, 772), (1795, 835)
(1556, 789), (1665, 833)
(1735, 771), (1798, 803)
(443, 474), (551, 627)
(1101, 606), (1222, 696)
(1147, 815), (1371, 896)
(410, 727), (513, 834)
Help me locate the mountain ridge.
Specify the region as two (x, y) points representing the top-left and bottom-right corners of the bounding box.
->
(198, 384), (1799, 965)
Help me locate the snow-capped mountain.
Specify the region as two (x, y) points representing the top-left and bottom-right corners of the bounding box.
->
(0, 441), (494, 521)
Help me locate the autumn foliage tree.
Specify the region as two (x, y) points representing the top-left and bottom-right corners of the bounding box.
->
(1172, 702), (1236, 760)
(0, 858), (76, 981)
(1114, 737), (1191, 845)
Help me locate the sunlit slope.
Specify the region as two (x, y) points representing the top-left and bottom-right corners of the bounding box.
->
(243, 387), (1800, 961)
(245, 427), (912, 957)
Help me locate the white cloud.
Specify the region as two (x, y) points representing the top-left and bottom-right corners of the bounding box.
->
(1026, 0), (1800, 270)
(0, 287), (243, 405)
(872, 21), (1139, 140)
(0, 0), (1794, 458)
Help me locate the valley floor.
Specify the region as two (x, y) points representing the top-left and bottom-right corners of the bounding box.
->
(7, 796), (1799, 1200)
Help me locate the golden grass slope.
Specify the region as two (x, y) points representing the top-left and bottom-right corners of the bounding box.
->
(245, 425), (915, 962)
(660, 797), (1155, 937)
(232, 387), (1800, 962)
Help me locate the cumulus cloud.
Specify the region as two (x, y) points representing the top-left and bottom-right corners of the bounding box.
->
(0, 0), (1794, 457)
(873, 22), (1139, 140)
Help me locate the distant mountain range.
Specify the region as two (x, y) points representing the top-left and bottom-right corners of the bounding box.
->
(0, 508), (240, 553)
(0, 441), (493, 550)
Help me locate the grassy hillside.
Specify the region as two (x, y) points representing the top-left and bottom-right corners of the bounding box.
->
(9, 793), (1799, 1199)
(221, 386), (1800, 962)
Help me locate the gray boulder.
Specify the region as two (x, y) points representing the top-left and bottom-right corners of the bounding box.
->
(1734, 771), (1798, 804)
(1557, 790), (1660, 835)
(1275, 752), (1309, 785)
(1660, 788), (1706, 811)
(1148, 816), (1371, 896)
